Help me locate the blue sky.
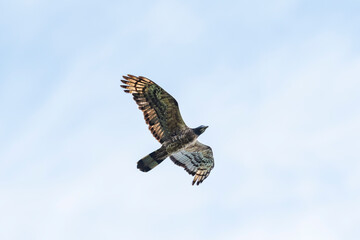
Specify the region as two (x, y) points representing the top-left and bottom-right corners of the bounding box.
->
(1, 0), (360, 239)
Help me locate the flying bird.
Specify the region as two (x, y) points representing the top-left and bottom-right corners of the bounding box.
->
(120, 74), (214, 185)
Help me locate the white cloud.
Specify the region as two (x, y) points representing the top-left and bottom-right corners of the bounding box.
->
(142, 0), (204, 45)
(1, 1), (360, 240)
(173, 31), (360, 239)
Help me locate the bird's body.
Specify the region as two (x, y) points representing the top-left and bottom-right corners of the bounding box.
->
(164, 128), (197, 153)
(120, 74), (214, 185)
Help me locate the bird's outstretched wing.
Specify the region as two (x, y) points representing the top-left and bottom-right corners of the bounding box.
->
(121, 74), (187, 143)
(170, 141), (214, 185)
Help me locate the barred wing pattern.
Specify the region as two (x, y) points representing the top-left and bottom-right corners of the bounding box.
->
(121, 75), (187, 143)
(170, 141), (214, 185)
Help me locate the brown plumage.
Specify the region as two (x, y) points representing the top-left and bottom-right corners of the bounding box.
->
(121, 74), (214, 185)
(121, 74), (186, 144)
(170, 141), (214, 185)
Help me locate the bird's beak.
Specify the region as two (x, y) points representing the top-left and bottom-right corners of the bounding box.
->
(205, 126), (209, 129)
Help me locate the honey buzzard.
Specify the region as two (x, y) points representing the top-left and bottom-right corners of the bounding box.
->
(120, 74), (214, 185)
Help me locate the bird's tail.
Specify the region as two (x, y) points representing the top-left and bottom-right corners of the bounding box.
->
(137, 146), (168, 172)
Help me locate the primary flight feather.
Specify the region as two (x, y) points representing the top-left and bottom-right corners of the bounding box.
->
(120, 74), (214, 185)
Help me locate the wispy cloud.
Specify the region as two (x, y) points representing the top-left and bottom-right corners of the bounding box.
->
(0, 0), (359, 239)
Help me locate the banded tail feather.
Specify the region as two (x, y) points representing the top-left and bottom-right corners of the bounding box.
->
(137, 147), (168, 172)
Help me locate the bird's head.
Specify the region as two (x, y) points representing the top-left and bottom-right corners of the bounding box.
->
(193, 125), (208, 136)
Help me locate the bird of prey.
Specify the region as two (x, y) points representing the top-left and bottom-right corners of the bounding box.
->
(120, 74), (214, 185)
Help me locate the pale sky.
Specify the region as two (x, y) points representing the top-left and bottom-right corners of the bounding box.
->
(1, 0), (360, 239)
